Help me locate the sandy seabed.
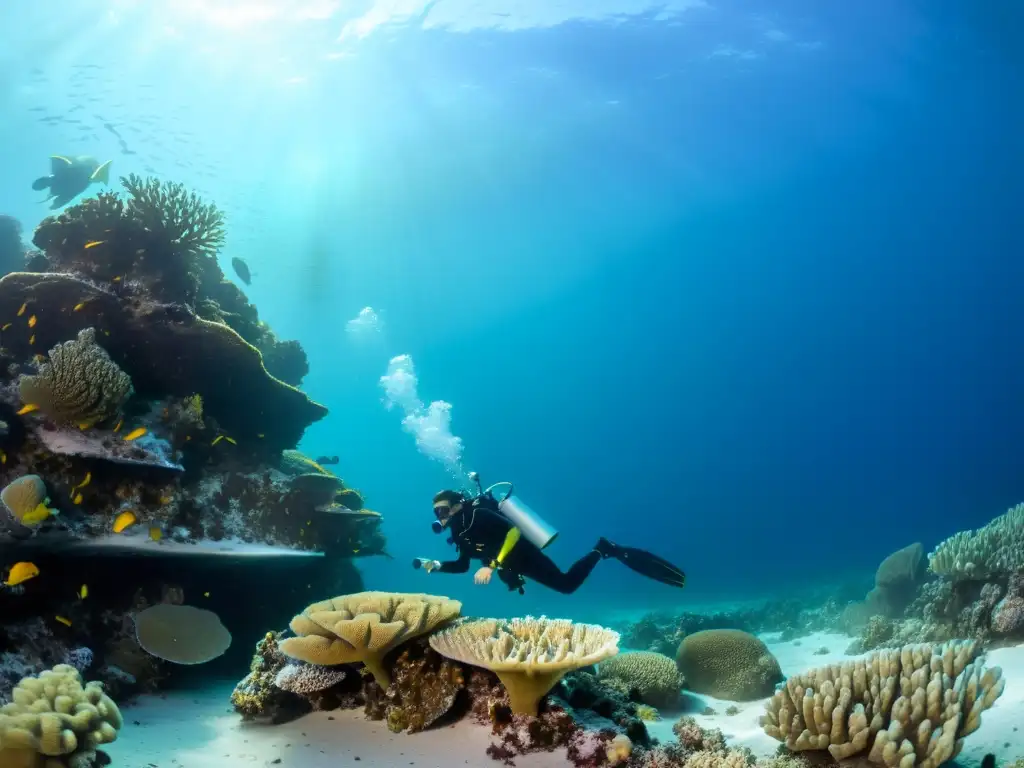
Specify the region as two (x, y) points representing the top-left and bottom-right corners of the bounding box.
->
(103, 631), (1024, 768)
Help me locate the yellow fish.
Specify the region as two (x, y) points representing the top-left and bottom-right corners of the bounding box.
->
(77, 421), (92, 430)
(148, 526), (162, 541)
(27, 315), (37, 328)
(123, 427), (147, 441)
(28, 334), (35, 345)
(76, 472), (92, 490)
(5, 562), (39, 586)
(224, 436), (237, 445)
(1, 322), (10, 331)
(16, 303), (26, 317)
(204, 591), (210, 597)
(158, 495), (173, 504)
(84, 240), (106, 249)
(112, 510), (137, 533)
(73, 493), (83, 505)
(19, 503), (54, 526)
(211, 435), (224, 446)
(79, 584), (88, 599)
(113, 419), (123, 433)
(16, 404), (39, 415)
(0, 450), (6, 465)
(55, 616), (72, 627)
(73, 302), (88, 312)
(112, 276), (122, 283)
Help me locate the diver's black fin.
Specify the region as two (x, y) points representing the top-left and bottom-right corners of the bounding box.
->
(32, 176), (51, 191)
(982, 754), (996, 768)
(612, 544), (686, 588)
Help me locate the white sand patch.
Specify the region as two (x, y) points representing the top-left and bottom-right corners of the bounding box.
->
(104, 681), (570, 767)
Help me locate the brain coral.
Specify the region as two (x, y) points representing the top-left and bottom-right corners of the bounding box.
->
(597, 651), (683, 708)
(676, 629), (782, 701)
(18, 326), (133, 427)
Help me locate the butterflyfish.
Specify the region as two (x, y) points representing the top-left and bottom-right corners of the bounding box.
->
(123, 427), (147, 441)
(5, 562), (39, 586)
(112, 510), (137, 533)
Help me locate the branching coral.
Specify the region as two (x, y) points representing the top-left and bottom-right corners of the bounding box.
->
(429, 616), (620, 715)
(760, 640), (1004, 767)
(122, 174), (225, 263)
(0, 664), (122, 768)
(929, 502), (1024, 580)
(18, 327), (133, 427)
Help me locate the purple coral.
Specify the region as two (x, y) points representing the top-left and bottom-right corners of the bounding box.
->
(273, 662), (347, 695)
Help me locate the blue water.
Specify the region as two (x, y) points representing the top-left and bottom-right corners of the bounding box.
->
(0, 0), (1020, 624)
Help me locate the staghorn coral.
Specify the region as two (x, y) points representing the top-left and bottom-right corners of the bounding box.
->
(279, 591), (462, 688)
(0, 664), (122, 768)
(19, 328), (133, 428)
(429, 616), (620, 716)
(760, 640), (1004, 767)
(929, 502), (1024, 580)
(122, 174), (225, 264)
(676, 629), (782, 701)
(597, 651), (683, 709)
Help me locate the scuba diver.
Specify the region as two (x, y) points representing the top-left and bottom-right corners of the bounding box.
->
(414, 474), (685, 594)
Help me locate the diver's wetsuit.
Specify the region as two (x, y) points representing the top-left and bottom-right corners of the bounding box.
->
(437, 497), (602, 595)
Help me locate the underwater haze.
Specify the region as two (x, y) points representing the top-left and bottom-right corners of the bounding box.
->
(1, 0), (1021, 621)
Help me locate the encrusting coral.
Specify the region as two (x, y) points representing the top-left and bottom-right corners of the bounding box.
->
(279, 592), (462, 689)
(19, 327), (133, 428)
(676, 629), (782, 701)
(929, 501), (1024, 581)
(0, 663), (122, 768)
(428, 616), (620, 715)
(597, 650), (683, 709)
(760, 640), (1004, 767)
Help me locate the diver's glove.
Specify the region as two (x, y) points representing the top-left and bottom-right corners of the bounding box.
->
(412, 557), (441, 573)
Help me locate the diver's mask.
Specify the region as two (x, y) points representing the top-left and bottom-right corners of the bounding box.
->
(432, 501), (461, 533)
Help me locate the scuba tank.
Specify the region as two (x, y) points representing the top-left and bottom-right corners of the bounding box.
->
(468, 472), (559, 550)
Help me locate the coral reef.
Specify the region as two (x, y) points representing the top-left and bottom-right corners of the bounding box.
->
(19, 327), (133, 428)
(374, 637), (465, 733)
(232, 632), (314, 723)
(0, 663), (122, 768)
(761, 640), (1004, 767)
(676, 629), (782, 701)
(279, 592), (462, 688)
(0, 272), (324, 450)
(596, 650), (683, 709)
(429, 616), (620, 715)
(0, 215), (26, 277)
(929, 502), (1024, 581)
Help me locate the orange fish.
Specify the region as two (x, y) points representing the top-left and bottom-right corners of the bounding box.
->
(5, 562), (39, 586)
(27, 315), (37, 328)
(112, 510), (137, 533)
(123, 427), (147, 441)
